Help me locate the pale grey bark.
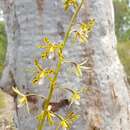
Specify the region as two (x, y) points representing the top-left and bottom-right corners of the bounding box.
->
(0, 0), (130, 130)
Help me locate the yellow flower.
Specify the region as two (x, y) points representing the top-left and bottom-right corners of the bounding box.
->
(34, 59), (43, 71)
(58, 49), (64, 62)
(19, 96), (27, 105)
(32, 69), (55, 85)
(56, 112), (79, 130)
(71, 92), (80, 100)
(73, 19), (95, 43)
(12, 87), (29, 112)
(32, 71), (45, 84)
(60, 120), (68, 128)
(37, 111), (44, 121)
(37, 105), (55, 126)
(37, 37), (64, 61)
(32, 58), (55, 84)
(64, 0), (78, 11)
(56, 115), (70, 130)
(75, 59), (90, 78)
(65, 112), (79, 125)
(47, 111), (55, 126)
(70, 89), (80, 105)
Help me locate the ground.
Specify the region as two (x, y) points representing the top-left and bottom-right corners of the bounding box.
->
(0, 91), (15, 130)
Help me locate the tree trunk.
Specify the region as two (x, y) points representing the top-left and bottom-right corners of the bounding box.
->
(0, 0), (130, 130)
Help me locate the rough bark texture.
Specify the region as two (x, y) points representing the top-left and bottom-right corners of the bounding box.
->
(0, 0), (130, 130)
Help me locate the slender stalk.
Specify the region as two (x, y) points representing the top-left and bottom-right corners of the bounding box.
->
(63, 0), (84, 46)
(37, 1), (84, 130)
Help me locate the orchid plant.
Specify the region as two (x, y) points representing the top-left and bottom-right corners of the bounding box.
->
(12, 0), (95, 130)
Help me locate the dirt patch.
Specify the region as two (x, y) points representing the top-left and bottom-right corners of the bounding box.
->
(0, 93), (15, 130)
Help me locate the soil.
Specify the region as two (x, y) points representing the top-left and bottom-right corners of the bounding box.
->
(0, 93), (15, 130)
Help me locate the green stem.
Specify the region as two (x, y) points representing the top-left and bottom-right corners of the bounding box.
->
(63, 0), (84, 46)
(37, 1), (84, 130)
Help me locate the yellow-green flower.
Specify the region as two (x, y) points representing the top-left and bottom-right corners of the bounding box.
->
(73, 19), (95, 43)
(65, 112), (79, 125)
(56, 115), (69, 130)
(37, 111), (45, 121)
(58, 49), (64, 62)
(56, 112), (79, 130)
(37, 37), (64, 61)
(70, 89), (80, 105)
(60, 120), (69, 128)
(34, 59), (43, 71)
(32, 58), (55, 84)
(37, 105), (55, 126)
(19, 96), (27, 105)
(12, 87), (29, 112)
(32, 68), (55, 84)
(64, 0), (78, 11)
(74, 59), (91, 77)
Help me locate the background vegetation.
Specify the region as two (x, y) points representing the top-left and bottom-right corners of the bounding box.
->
(114, 0), (130, 82)
(0, 21), (7, 77)
(0, 21), (7, 110)
(113, 0), (130, 41)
